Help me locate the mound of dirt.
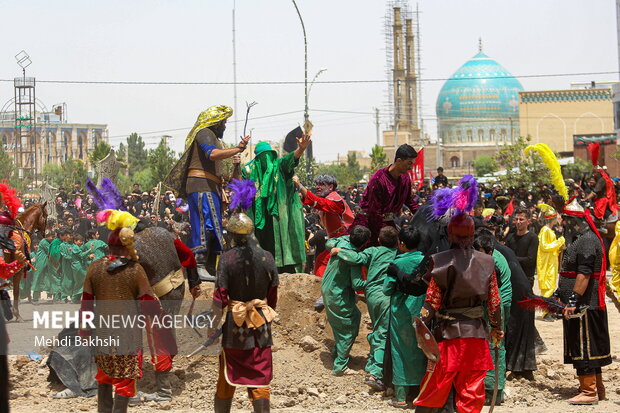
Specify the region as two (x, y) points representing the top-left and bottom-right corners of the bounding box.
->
(7, 272), (620, 412)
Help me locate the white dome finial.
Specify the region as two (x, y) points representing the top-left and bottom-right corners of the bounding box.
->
(478, 37), (483, 52)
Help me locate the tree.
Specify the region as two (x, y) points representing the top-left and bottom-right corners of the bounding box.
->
(562, 157), (592, 181)
(42, 159), (88, 189)
(0, 143), (15, 182)
(117, 142), (127, 162)
(494, 136), (549, 189)
(89, 140), (111, 164)
(126, 133), (148, 177)
(473, 155), (498, 176)
(369, 145), (388, 173)
(346, 153), (364, 183)
(295, 156), (318, 187)
(148, 138), (178, 186)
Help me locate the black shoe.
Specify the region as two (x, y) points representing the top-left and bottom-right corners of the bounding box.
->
(366, 376), (386, 391)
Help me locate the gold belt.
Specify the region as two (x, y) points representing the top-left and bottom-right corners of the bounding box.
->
(188, 169), (222, 185)
(228, 299), (277, 329)
(151, 268), (185, 298)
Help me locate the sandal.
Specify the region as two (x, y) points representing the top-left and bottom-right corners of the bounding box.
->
(389, 400), (409, 409)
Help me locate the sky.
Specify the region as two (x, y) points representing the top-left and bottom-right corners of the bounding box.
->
(0, 0), (617, 162)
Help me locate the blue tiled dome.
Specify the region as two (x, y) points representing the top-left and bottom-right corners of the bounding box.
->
(437, 51), (523, 119)
(436, 51), (523, 145)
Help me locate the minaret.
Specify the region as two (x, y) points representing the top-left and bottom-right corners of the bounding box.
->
(405, 18), (420, 141)
(393, 7), (404, 136)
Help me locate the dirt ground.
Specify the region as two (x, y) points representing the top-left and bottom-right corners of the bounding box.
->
(6, 273), (620, 412)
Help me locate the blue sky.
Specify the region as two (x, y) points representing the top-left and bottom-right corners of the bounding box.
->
(0, 0), (616, 161)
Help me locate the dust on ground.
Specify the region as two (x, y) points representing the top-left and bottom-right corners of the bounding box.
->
(7, 273), (620, 412)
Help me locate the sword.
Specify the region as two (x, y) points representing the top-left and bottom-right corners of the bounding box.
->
(488, 344), (500, 413)
(186, 328), (222, 357)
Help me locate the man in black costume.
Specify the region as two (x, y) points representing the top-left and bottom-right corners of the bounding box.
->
(558, 198), (611, 405)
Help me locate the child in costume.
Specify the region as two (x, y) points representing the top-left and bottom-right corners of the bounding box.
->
(321, 225), (370, 376)
(332, 226), (400, 391)
(383, 226), (426, 407)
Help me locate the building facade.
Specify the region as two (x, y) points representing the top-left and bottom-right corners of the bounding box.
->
(519, 88), (614, 154)
(0, 111), (108, 177)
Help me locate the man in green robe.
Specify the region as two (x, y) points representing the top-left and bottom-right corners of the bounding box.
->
(30, 231), (55, 303)
(322, 226), (371, 376)
(242, 134), (311, 272)
(474, 230), (512, 405)
(59, 231), (76, 302)
(48, 231), (64, 302)
(68, 234), (88, 302)
(383, 226), (426, 407)
(332, 226), (399, 391)
(81, 230), (108, 267)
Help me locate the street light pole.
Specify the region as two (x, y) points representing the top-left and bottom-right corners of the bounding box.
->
(291, 0), (313, 175)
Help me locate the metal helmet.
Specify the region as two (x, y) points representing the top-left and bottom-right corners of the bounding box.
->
(226, 212), (254, 235)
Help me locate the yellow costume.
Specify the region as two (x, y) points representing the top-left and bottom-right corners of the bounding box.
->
(608, 220), (620, 293)
(536, 204), (565, 311)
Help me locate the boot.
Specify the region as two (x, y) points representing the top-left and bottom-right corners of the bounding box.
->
(112, 394), (130, 413)
(97, 384), (113, 413)
(214, 396), (233, 413)
(143, 370), (172, 402)
(252, 398), (270, 413)
(568, 375), (598, 405)
(596, 373), (606, 400)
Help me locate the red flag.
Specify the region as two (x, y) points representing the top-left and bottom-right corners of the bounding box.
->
(408, 147), (425, 190)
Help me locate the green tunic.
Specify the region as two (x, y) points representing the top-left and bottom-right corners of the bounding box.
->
(82, 239), (108, 266)
(242, 151), (305, 270)
(59, 241), (76, 299)
(322, 236), (366, 375)
(485, 249), (513, 399)
(31, 239), (52, 295)
(383, 250), (426, 393)
(338, 246), (397, 379)
(69, 244), (87, 299)
(48, 238), (63, 298)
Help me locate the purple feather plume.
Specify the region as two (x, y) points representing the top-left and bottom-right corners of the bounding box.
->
(453, 175), (478, 213)
(86, 177), (125, 211)
(86, 178), (106, 210)
(430, 187), (457, 219)
(228, 179), (257, 211)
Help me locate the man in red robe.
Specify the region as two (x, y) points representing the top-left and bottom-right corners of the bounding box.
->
(348, 144), (419, 244)
(414, 213), (503, 413)
(293, 174), (354, 276)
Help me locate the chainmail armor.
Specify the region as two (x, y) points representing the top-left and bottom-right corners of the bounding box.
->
(559, 229), (602, 308)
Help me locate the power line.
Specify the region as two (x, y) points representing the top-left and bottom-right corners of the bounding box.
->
(107, 110), (304, 139)
(0, 71), (618, 86)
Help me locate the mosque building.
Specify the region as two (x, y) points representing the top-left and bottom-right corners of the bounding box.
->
(436, 42), (523, 175)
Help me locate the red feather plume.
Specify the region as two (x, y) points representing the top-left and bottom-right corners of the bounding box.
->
(0, 182), (22, 218)
(587, 142), (600, 167)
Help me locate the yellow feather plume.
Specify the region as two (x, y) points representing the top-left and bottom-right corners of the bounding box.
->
(524, 143), (568, 200)
(106, 210), (139, 231)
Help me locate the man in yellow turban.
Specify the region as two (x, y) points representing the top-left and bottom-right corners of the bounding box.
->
(165, 106), (250, 274)
(535, 204), (565, 320)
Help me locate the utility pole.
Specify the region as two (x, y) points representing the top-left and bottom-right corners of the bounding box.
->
(374, 107), (381, 146)
(232, 0), (238, 139)
(291, 0), (312, 175)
